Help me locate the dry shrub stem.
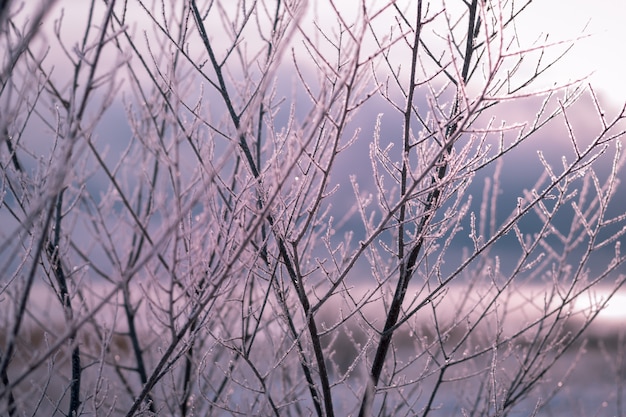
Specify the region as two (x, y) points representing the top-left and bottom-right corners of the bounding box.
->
(1, 1), (626, 417)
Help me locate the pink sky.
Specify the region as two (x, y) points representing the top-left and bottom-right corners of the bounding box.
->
(517, 0), (626, 105)
(38, 0), (625, 107)
(325, 0), (626, 105)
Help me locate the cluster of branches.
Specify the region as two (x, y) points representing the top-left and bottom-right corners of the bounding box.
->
(1, 0), (626, 416)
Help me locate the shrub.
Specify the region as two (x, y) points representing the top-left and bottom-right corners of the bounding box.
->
(1, 1), (626, 416)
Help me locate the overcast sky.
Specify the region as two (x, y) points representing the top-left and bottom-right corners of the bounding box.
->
(39, 0), (625, 107)
(4, 0), (624, 302)
(520, 0), (626, 106)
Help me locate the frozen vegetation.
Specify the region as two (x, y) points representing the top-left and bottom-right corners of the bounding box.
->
(1, 1), (626, 416)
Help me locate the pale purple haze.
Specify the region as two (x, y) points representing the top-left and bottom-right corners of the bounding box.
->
(1, 1), (626, 416)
